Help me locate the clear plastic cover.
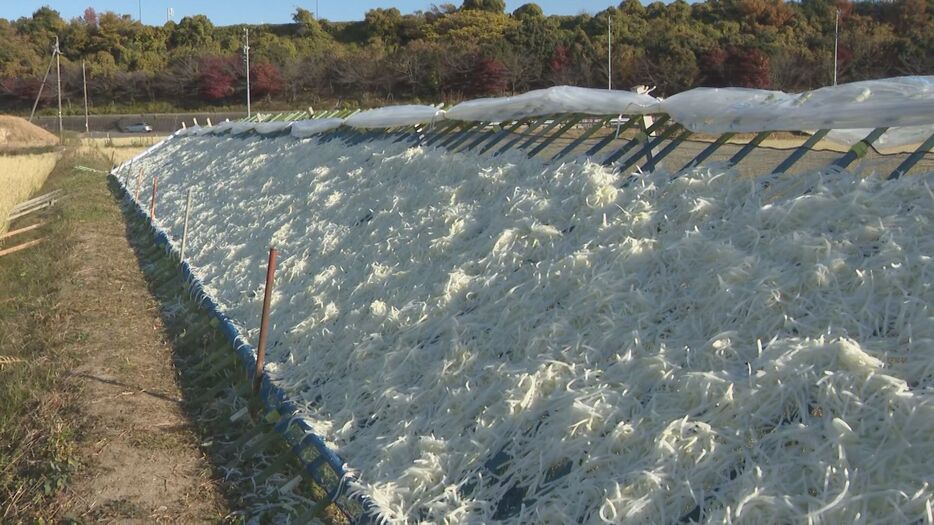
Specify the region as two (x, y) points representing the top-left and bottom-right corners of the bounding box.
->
(344, 105), (443, 129)
(254, 122), (292, 135)
(444, 86), (660, 122)
(290, 118), (345, 138)
(661, 77), (934, 139)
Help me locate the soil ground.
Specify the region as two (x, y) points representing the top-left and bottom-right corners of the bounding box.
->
(54, 163), (229, 521)
(0, 150), (231, 522)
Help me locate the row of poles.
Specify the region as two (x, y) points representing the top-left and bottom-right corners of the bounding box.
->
(28, 30), (251, 135)
(137, 167), (276, 392)
(28, 36), (91, 139)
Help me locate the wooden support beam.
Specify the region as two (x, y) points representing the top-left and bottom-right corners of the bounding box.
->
(528, 114), (584, 158)
(603, 115), (671, 166)
(551, 117), (610, 162)
(727, 131), (772, 167)
(641, 127), (692, 172)
(494, 119), (546, 156)
(1, 222), (45, 240)
(888, 131), (934, 180)
(0, 238), (45, 257)
(679, 132), (736, 173)
(479, 121), (525, 154)
(6, 202), (54, 222)
(833, 127), (888, 169)
(584, 117), (639, 159)
(773, 129), (830, 175)
(11, 190), (63, 213)
(517, 117), (563, 151)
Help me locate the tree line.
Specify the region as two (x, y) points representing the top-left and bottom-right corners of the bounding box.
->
(0, 0), (930, 114)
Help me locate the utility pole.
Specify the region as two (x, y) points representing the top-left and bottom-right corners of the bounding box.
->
(316, 0), (319, 19)
(833, 9), (839, 86)
(138, 0), (142, 23)
(55, 36), (62, 141)
(607, 16), (612, 90)
(82, 61), (89, 133)
(243, 28), (251, 118)
(28, 48), (56, 122)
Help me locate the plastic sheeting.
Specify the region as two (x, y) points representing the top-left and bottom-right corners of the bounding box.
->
(661, 77), (934, 135)
(444, 86), (660, 122)
(290, 118), (344, 138)
(827, 125), (934, 148)
(254, 122), (293, 135)
(177, 76), (934, 148)
(344, 105), (443, 129)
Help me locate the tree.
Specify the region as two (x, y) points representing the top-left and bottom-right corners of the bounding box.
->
(461, 0), (506, 13)
(251, 62), (283, 98)
(198, 54), (239, 101)
(83, 7), (98, 27)
(513, 3), (544, 20)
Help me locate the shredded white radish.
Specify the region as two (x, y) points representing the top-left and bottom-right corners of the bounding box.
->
(117, 133), (934, 524)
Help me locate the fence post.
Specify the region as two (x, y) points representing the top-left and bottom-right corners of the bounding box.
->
(253, 246), (278, 394)
(180, 188), (193, 261)
(149, 174), (158, 218)
(135, 168), (144, 201)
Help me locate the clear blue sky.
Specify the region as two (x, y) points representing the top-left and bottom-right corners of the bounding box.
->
(1, 1), (621, 25)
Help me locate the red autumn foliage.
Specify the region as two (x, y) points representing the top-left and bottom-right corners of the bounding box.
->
(250, 62), (283, 98)
(198, 55), (239, 101)
(469, 56), (508, 96)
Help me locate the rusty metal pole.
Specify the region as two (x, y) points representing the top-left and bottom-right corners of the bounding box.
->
(253, 246), (278, 394)
(149, 174), (158, 218)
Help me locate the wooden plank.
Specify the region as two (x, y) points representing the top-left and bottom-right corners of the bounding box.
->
(6, 202), (53, 222)
(11, 190), (63, 213)
(0, 238), (45, 257)
(1, 222), (45, 240)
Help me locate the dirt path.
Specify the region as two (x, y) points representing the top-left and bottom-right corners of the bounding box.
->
(55, 163), (229, 522)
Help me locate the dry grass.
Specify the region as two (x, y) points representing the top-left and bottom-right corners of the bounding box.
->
(0, 152), (61, 237)
(78, 136), (165, 168)
(0, 115), (58, 152)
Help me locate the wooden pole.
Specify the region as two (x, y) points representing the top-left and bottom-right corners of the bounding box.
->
(180, 188), (193, 260)
(82, 61), (90, 134)
(149, 174), (158, 218)
(135, 168), (144, 201)
(0, 238), (45, 258)
(55, 36), (62, 142)
(253, 246), (278, 394)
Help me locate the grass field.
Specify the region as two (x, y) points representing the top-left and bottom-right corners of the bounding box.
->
(0, 150), (111, 518)
(0, 152), (60, 237)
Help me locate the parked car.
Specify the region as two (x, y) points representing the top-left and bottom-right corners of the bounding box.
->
(125, 122), (153, 133)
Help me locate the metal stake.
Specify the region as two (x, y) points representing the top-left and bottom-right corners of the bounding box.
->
(254, 247), (278, 393)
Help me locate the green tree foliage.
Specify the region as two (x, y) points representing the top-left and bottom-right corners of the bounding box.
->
(461, 0), (507, 13)
(0, 1), (930, 112)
